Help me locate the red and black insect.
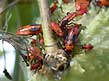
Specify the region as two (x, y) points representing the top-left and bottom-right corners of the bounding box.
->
(75, 0), (109, 10)
(16, 24), (42, 35)
(65, 24), (80, 43)
(59, 12), (77, 27)
(82, 44), (94, 51)
(64, 24), (80, 51)
(30, 62), (42, 70)
(69, 24), (80, 42)
(50, 21), (64, 36)
(28, 47), (43, 70)
(59, 11), (86, 29)
(95, 0), (109, 7)
(75, 0), (90, 11)
(28, 47), (43, 61)
(75, 0), (90, 16)
(39, 37), (44, 45)
(50, 0), (58, 14)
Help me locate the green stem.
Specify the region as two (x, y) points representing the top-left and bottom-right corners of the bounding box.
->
(38, 0), (58, 53)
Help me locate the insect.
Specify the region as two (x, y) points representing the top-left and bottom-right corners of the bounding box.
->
(95, 0), (109, 7)
(28, 47), (43, 70)
(60, 0), (90, 26)
(16, 24), (42, 35)
(59, 12), (77, 27)
(75, 0), (90, 11)
(64, 24), (81, 51)
(67, 24), (80, 43)
(3, 69), (12, 80)
(50, 0), (58, 14)
(28, 47), (43, 61)
(59, 11), (85, 27)
(39, 37), (44, 45)
(30, 62), (43, 70)
(82, 44), (94, 51)
(75, 0), (91, 14)
(50, 21), (64, 36)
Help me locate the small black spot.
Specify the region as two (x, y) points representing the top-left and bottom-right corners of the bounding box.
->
(58, 65), (65, 71)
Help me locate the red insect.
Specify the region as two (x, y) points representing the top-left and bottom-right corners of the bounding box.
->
(16, 24), (42, 35)
(28, 47), (43, 61)
(50, 21), (64, 36)
(30, 62), (42, 70)
(95, 0), (109, 7)
(39, 37), (44, 45)
(28, 47), (43, 70)
(64, 25), (78, 51)
(76, 8), (88, 15)
(82, 44), (94, 51)
(50, 0), (58, 14)
(65, 24), (80, 44)
(75, 0), (90, 14)
(64, 24), (81, 51)
(59, 5), (89, 28)
(59, 12), (77, 27)
(59, 0), (91, 27)
(68, 24), (79, 39)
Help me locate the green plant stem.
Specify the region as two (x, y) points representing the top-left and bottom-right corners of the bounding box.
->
(38, 0), (58, 53)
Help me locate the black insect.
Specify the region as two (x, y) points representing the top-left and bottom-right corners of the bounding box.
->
(3, 69), (12, 80)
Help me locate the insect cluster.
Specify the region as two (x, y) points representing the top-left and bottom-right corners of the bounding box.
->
(1, 0), (109, 80)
